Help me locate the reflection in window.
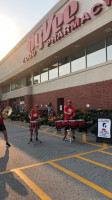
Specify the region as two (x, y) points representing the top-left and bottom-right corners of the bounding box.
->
(20, 78), (26, 88)
(107, 35), (112, 61)
(49, 63), (58, 80)
(11, 78), (27, 91)
(41, 68), (48, 82)
(59, 57), (70, 76)
(1, 84), (10, 94)
(12, 97), (25, 112)
(33, 71), (40, 84)
(11, 80), (19, 91)
(71, 49), (86, 72)
(87, 39), (106, 67)
(26, 75), (32, 86)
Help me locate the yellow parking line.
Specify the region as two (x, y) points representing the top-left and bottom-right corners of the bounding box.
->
(49, 161), (112, 199)
(0, 146), (110, 175)
(6, 121), (105, 148)
(99, 151), (112, 156)
(14, 169), (52, 200)
(40, 130), (105, 146)
(76, 155), (112, 170)
(52, 131), (57, 135)
(0, 170), (12, 175)
(42, 127), (50, 132)
(75, 146), (111, 157)
(0, 160), (48, 175)
(80, 140), (108, 147)
(40, 130), (63, 138)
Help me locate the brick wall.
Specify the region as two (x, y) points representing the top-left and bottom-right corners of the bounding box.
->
(24, 95), (32, 111)
(25, 80), (112, 112)
(7, 99), (12, 107)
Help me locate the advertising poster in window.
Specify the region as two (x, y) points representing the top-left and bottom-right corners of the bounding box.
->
(98, 119), (111, 138)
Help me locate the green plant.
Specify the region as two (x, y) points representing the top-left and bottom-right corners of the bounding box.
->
(90, 123), (97, 135)
(10, 115), (16, 120)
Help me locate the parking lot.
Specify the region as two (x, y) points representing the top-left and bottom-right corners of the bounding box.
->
(0, 119), (112, 200)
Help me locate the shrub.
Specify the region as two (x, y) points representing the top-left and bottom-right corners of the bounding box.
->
(10, 115), (16, 120)
(90, 123), (97, 135)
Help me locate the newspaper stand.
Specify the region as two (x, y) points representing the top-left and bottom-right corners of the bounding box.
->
(96, 116), (112, 144)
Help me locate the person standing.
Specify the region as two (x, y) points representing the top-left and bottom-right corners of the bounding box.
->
(48, 102), (53, 117)
(0, 105), (11, 147)
(29, 104), (40, 142)
(63, 100), (76, 141)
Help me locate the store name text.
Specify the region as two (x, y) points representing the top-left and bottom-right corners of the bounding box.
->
(23, 0), (112, 63)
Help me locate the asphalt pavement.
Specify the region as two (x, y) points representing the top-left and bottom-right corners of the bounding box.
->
(0, 119), (112, 200)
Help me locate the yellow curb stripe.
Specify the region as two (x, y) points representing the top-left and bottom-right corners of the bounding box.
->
(83, 134), (86, 143)
(49, 161), (112, 199)
(76, 155), (112, 170)
(103, 143), (108, 147)
(14, 169), (52, 200)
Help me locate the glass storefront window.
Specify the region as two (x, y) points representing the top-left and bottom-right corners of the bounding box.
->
(41, 68), (48, 82)
(11, 83), (15, 91)
(1, 84), (10, 94)
(107, 35), (112, 61)
(26, 75), (32, 86)
(2, 36), (112, 94)
(33, 71), (40, 84)
(59, 57), (70, 76)
(12, 97), (25, 111)
(20, 78), (26, 88)
(87, 39), (106, 67)
(71, 49), (86, 72)
(11, 81), (19, 91)
(11, 77), (27, 90)
(49, 63), (58, 80)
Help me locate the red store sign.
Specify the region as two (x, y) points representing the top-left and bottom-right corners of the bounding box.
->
(23, 0), (112, 63)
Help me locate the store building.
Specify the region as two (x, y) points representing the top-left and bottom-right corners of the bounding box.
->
(0, 0), (112, 112)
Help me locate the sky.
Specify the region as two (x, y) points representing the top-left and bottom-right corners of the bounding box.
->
(0, 0), (59, 61)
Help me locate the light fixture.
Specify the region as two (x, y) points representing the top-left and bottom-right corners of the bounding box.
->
(86, 104), (90, 108)
(52, 63), (58, 67)
(42, 68), (48, 71)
